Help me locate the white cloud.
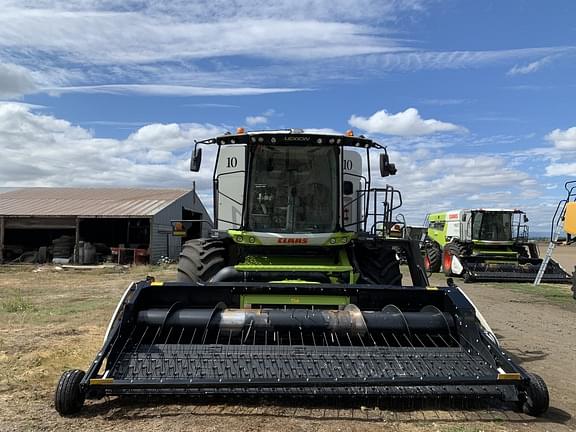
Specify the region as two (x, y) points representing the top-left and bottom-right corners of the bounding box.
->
(546, 127), (576, 151)
(0, 103), (223, 191)
(507, 57), (551, 76)
(0, 63), (37, 98)
(245, 116), (269, 126)
(545, 163), (576, 177)
(349, 108), (465, 136)
(45, 84), (307, 97)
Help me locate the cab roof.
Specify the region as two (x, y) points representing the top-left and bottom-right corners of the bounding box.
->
(196, 129), (383, 149)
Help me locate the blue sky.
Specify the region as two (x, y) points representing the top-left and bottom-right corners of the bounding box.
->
(1, 0), (575, 231)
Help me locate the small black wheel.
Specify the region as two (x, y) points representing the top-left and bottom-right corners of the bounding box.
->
(55, 369), (86, 416)
(463, 271), (474, 283)
(521, 373), (549, 416)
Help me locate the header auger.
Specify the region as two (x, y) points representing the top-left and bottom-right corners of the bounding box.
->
(55, 129), (549, 417)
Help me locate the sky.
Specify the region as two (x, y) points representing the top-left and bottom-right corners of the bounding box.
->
(1, 0), (576, 232)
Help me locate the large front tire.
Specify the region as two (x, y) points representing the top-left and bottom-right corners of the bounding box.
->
(354, 241), (402, 286)
(177, 239), (226, 283)
(424, 243), (441, 273)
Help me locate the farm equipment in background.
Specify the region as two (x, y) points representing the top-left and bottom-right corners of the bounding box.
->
(423, 209), (570, 283)
(534, 181), (576, 298)
(55, 130), (550, 417)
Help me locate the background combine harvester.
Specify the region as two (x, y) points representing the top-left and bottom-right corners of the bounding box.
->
(55, 130), (549, 417)
(424, 209), (570, 283)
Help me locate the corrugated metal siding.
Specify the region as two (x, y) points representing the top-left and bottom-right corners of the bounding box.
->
(0, 188), (189, 217)
(150, 190), (213, 263)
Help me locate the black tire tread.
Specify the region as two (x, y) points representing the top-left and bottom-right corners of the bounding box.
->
(424, 243), (441, 273)
(522, 373), (549, 416)
(54, 369), (85, 415)
(354, 240), (402, 286)
(177, 238), (227, 283)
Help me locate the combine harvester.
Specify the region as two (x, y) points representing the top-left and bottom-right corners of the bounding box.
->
(55, 130), (549, 416)
(424, 209), (570, 283)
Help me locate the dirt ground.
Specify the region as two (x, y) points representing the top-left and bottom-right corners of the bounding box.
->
(0, 251), (575, 432)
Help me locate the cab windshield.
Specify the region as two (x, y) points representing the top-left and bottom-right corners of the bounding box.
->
(247, 145), (338, 233)
(471, 212), (513, 241)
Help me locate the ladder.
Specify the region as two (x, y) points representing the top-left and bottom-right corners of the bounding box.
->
(534, 181), (576, 285)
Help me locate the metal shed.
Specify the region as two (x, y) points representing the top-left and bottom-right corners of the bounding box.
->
(0, 188), (212, 264)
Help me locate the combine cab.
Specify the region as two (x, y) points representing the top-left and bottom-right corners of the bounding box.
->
(424, 209), (570, 283)
(55, 131), (549, 416)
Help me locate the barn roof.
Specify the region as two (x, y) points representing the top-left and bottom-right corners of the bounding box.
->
(0, 188), (192, 217)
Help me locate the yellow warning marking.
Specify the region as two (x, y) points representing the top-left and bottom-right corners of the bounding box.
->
(426, 287), (439, 290)
(564, 202), (576, 235)
(150, 281), (164, 286)
(90, 378), (114, 385)
(497, 373), (521, 381)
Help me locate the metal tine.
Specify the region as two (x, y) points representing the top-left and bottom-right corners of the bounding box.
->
(380, 332), (390, 347)
(311, 331), (317, 350)
(288, 330), (292, 346)
(300, 329), (305, 346)
(264, 329), (268, 346)
(414, 333), (426, 348)
(252, 328), (257, 346)
(356, 332), (380, 376)
(161, 326), (173, 353)
(176, 327), (185, 345)
(426, 333), (439, 348)
(408, 333), (437, 379)
(215, 327), (221, 345)
(367, 331), (378, 346)
(189, 328), (197, 345)
(334, 332), (341, 347)
(345, 332), (353, 347)
(240, 329), (245, 345)
(133, 325), (149, 353)
(108, 323), (138, 374)
(403, 333), (415, 349)
(146, 326), (162, 356)
(243, 320), (254, 344)
(322, 331), (329, 346)
(392, 333), (402, 348)
(438, 333), (452, 348)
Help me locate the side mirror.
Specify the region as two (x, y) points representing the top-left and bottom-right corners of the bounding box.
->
(379, 153), (397, 177)
(190, 147), (202, 172)
(523, 215), (529, 223)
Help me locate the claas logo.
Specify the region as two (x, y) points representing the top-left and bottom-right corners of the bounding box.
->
(277, 238), (309, 244)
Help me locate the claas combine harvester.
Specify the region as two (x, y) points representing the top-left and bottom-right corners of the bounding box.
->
(424, 209), (570, 283)
(55, 130), (549, 416)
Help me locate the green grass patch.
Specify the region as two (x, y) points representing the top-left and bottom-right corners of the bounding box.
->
(440, 427), (485, 432)
(1, 292), (38, 313)
(487, 281), (574, 304)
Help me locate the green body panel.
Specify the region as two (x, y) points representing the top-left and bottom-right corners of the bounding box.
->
(239, 294), (349, 308)
(426, 211), (450, 248)
(227, 230), (356, 246)
(235, 249), (356, 283)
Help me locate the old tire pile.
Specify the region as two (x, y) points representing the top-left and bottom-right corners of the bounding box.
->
(52, 235), (75, 259)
